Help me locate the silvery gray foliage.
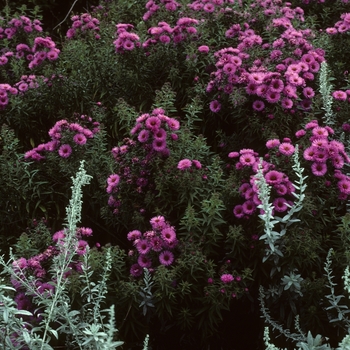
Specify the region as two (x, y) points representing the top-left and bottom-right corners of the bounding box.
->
(319, 61), (334, 125)
(256, 145), (307, 266)
(0, 161), (123, 349)
(324, 249), (350, 327)
(281, 270), (304, 297)
(139, 268), (155, 316)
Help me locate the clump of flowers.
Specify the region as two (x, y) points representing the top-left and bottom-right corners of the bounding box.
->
(106, 108), (180, 213)
(128, 215), (178, 277)
(0, 15), (43, 40)
(143, 17), (200, 49)
(230, 147), (296, 219)
(143, 0), (182, 21)
(113, 23), (141, 53)
(177, 158), (202, 170)
(206, 4), (324, 115)
(66, 13), (100, 39)
(0, 83), (18, 109)
(24, 114), (100, 161)
(295, 120), (350, 199)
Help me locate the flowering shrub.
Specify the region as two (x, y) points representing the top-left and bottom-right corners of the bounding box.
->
(1, 0), (350, 348)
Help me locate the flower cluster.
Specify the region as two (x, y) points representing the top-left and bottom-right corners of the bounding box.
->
(113, 23), (141, 53)
(188, 0), (237, 14)
(295, 120), (350, 199)
(128, 216), (178, 277)
(0, 15), (42, 40)
(0, 83), (18, 109)
(177, 158), (202, 170)
(143, 17), (199, 48)
(207, 8), (324, 114)
(325, 12), (350, 34)
(66, 13), (100, 39)
(143, 0), (182, 21)
(230, 148), (296, 219)
(24, 115), (100, 161)
(131, 107), (180, 154)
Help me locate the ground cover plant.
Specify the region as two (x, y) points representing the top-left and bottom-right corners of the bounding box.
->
(1, 0), (350, 349)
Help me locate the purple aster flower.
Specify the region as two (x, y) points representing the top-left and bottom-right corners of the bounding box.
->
(130, 263), (143, 277)
(279, 143), (295, 156)
(210, 100), (221, 113)
(338, 180), (350, 194)
(239, 153), (256, 166)
(242, 200), (256, 215)
(266, 139), (280, 149)
(150, 215), (166, 229)
(311, 162), (327, 176)
(136, 239), (151, 255)
(252, 100), (265, 111)
(145, 116), (161, 130)
(167, 118), (180, 130)
(76, 240), (88, 255)
(233, 205), (244, 218)
(220, 274), (234, 283)
(127, 230), (142, 241)
(107, 174), (120, 186)
(161, 227), (176, 244)
(73, 133), (87, 145)
(332, 90), (347, 101)
(159, 250), (174, 266)
(138, 255), (152, 268)
(177, 159), (192, 170)
(138, 129), (150, 143)
(58, 144), (72, 158)
(273, 197), (288, 212)
(152, 139), (167, 152)
(265, 171), (283, 185)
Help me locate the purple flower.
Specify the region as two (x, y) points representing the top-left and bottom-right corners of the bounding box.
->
(252, 100), (265, 111)
(279, 143), (295, 156)
(198, 45), (209, 53)
(209, 100), (221, 113)
(233, 205), (244, 218)
(311, 162), (327, 176)
(161, 227), (176, 244)
(130, 263), (143, 277)
(136, 239), (151, 255)
(177, 159), (192, 170)
(220, 274), (234, 283)
(58, 144), (72, 158)
(159, 250), (174, 266)
(138, 255), (152, 268)
(338, 180), (350, 194)
(265, 171), (283, 185)
(73, 133), (87, 145)
(273, 197), (288, 212)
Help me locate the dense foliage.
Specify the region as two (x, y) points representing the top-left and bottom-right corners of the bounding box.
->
(1, 0), (350, 349)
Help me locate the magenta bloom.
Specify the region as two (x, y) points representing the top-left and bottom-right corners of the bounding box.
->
(220, 274), (234, 284)
(332, 90), (347, 101)
(150, 215), (166, 229)
(266, 139), (280, 149)
(136, 239), (151, 255)
(233, 205), (244, 218)
(130, 263), (143, 277)
(252, 100), (265, 111)
(177, 159), (192, 170)
(265, 171), (283, 185)
(279, 143), (295, 156)
(192, 159), (202, 169)
(295, 129), (306, 138)
(167, 118), (180, 130)
(73, 133), (87, 145)
(145, 116), (161, 130)
(154, 128), (167, 140)
(161, 227), (176, 244)
(338, 180), (350, 194)
(209, 100), (221, 113)
(107, 174), (120, 186)
(138, 129), (150, 143)
(58, 144), (72, 158)
(198, 45), (209, 53)
(138, 255), (152, 268)
(76, 240), (88, 255)
(127, 230), (142, 241)
(242, 200), (256, 215)
(311, 162), (327, 176)
(239, 153), (256, 166)
(273, 197), (288, 212)
(152, 139), (167, 152)
(159, 250), (174, 266)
